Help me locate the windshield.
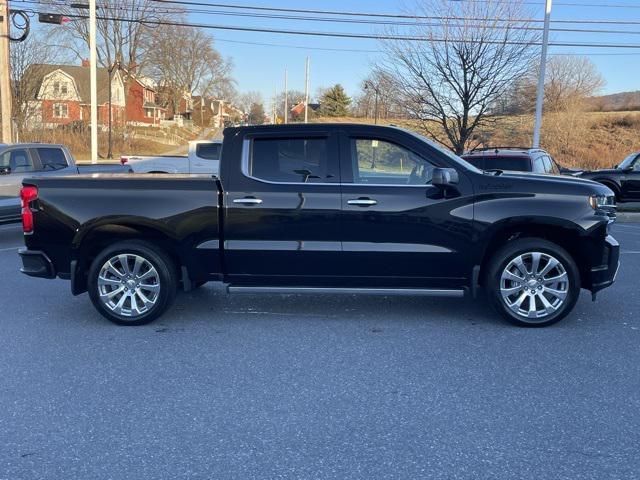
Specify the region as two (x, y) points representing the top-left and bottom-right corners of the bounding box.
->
(618, 152), (640, 169)
(400, 128), (483, 174)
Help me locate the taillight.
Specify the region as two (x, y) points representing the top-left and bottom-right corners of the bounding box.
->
(20, 185), (38, 234)
(120, 156), (128, 165)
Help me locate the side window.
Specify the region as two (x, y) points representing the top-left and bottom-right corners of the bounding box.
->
(541, 156), (553, 174)
(632, 155), (640, 172)
(36, 148), (68, 171)
(0, 149), (34, 173)
(532, 156), (546, 173)
(547, 156), (560, 174)
(249, 137), (330, 183)
(196, 143), (221, 161)
(351, 138), (436, 185)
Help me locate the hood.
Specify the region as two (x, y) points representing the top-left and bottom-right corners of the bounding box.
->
(478, 170), (614, 197)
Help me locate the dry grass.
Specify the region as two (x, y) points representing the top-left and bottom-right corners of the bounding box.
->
(314, 111), (640, 170)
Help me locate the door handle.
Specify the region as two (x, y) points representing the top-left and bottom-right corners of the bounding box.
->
(233, 197), (263, 205)
(347, 198), (377, 206)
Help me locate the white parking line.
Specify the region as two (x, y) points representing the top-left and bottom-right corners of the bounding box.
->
(0, 246), (20, 252)
(621, 251), (640, 254)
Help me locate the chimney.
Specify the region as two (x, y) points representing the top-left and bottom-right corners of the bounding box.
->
(81, 59), (90, 67)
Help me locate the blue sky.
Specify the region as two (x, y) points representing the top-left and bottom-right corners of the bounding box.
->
(197, 0), (640, 104)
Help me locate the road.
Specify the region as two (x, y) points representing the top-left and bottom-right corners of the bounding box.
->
(1, 223), (639, 479)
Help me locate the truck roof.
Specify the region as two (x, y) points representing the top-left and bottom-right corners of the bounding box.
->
(224, 122), (405, 135)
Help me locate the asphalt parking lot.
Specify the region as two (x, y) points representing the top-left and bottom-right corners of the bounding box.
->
(1, 222), (639, 479)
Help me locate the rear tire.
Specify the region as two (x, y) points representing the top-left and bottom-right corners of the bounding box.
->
(485, 238), (580, 327)
(87, 241), (178, 326)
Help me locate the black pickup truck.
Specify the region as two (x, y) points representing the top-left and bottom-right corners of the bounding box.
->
(579, 151), (640, 202)
(18, 124), (619, 327)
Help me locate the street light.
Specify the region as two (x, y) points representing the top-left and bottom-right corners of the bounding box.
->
(364, 80), (380, 125)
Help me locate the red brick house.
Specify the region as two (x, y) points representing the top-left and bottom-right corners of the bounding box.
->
(24, 61), (166, 129)
(125, 76), (166, 126)
(25, 61), (126, 129)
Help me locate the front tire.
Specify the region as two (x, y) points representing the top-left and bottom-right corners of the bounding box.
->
(88, 241), (178, 326)
(486, 238), (580, 327)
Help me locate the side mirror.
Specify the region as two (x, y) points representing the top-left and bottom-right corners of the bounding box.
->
(0, 166), (10, 175)
(432, 167), (459, 187)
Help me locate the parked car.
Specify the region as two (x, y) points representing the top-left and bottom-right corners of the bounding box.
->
(461, 147), (579, 175)
(18, 124), (619, 327)
(0, 143), (130, 224)
(120, 140), (222, 174)
(578, 151), (640, 202)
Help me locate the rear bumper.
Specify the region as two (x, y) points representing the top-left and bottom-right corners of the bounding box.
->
(590, 235), (620, 293)
(18, 248), (56, 279)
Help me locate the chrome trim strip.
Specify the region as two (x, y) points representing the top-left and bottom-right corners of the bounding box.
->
(227, 286), (465, 297)
(195, 240), (219, 249)
(233, 198), (263, 204)
(225, 240), (339, 251)
(343, 242), (452, 253)
(347, 199), (378, 206)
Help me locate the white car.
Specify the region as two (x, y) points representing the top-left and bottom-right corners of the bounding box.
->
(120, 140), (222, 175)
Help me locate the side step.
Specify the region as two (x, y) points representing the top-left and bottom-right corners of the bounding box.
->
(226, 286), (465, 297)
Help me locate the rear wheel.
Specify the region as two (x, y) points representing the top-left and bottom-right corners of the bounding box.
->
(486, 238), (580, 327)
(88, 241), (178, 325)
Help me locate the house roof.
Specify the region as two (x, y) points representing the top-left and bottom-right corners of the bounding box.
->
(25, 64), (117, 104)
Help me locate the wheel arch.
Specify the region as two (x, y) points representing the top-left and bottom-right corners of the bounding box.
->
(71, 221), (182, 295)
(477, 218), (591, 289)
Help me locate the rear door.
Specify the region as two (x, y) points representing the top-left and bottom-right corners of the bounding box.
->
(338, 129), (475, 287)
(190, 142), (222, 174)
(223, 129), (343, 284)
(0, 148), (37, 221)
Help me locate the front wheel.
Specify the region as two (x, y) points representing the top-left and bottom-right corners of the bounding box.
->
(88, 241), (178, 325)
(486, 238), (581, 327)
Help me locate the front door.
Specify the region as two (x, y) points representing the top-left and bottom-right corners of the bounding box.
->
(338, 131), (474, 288)
(621, 154), (640, 200)
(223, 131), (343, 285)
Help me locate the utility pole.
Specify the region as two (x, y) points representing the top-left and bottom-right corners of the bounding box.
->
(106, 61), (120, 159)
(0, 0), (13, 143)
(283, 69), (288, 124)
(533, 0), (552, 148)
(89, 0), (98, 163)
(304, 57), (310, 124)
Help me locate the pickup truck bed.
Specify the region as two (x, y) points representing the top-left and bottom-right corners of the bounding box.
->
(18, 124), (620, 328)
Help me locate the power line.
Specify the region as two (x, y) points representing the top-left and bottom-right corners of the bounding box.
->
(37, 11), (640, 49)
(13, 0), (640, 27)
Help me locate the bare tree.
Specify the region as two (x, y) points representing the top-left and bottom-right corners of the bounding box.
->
(378, 0), (538, 153)
(145, 21), (234, 112)
(58, 0), (164, 69)
(500, 55), (605, 114)
(352, 70), (410, 119)
(237, 91), (263, 114)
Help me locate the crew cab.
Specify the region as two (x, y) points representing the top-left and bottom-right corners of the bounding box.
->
(120, 140), (222, 174)
(579, 151), (640, 202)
(1, 143), (130, 224)
(18, 124), (619, 327)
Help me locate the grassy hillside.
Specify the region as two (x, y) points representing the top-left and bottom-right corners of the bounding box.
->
(313, 111), (640, 170)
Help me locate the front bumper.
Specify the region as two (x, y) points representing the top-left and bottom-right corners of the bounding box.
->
(18, 248), (56, 279)
(590, 235), (620, 293)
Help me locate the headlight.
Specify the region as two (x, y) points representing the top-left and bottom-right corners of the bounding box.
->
(589, 194), (616, 210)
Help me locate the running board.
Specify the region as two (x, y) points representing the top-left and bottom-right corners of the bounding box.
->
(226, 286), (465, 297)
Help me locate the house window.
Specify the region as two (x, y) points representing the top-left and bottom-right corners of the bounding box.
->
(144, 108), (153, 118)
(53, 103), (69, 118)
(53, 81), (68, 95)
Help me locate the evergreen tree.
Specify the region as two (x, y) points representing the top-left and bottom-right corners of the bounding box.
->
(248, 102), (265, 125)
(319, 84), (351, 117)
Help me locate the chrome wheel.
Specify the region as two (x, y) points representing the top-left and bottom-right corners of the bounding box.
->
(500, 251), (569, 321)
(97, 254), (160, 318)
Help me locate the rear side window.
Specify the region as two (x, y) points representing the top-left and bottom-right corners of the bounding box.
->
(196, 143), (221, 160)
(532, 157), (546, 173)
(36, 147), (68, 170)
(249, 137), (330, 183)
(0, 149), (34, 173)
(481, 156), (530, 172)
(462, 156), (486, 170)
